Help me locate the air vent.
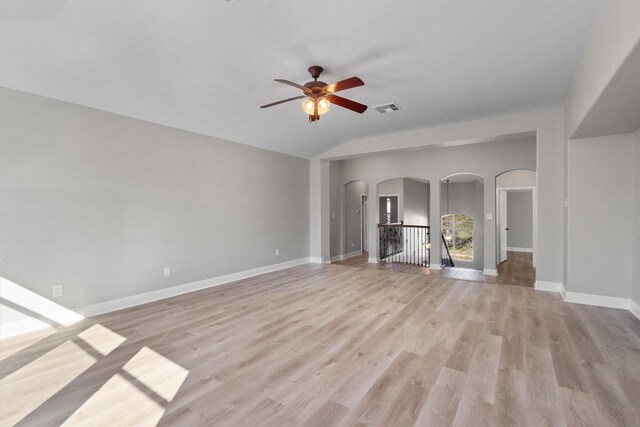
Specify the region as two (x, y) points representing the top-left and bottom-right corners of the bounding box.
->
(374, 103), (402, 113)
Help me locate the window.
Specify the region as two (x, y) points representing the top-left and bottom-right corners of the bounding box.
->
(386, 198), (391, 223)
(441, 214), (473, 261)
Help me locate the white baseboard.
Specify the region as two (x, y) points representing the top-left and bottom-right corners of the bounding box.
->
(309, 257), (324, 264)
(80, 257), (312, 318)
(631, 300), (640, 321)
(430, 264), (442, 271)
(563, 292), (631, 310)
(507, 247), (533, 253)
(368, 258), (378, 264)
(561, 283), (567, 300)
(2, 257), (312, 339)
(483, 269), (498, 276)
(330, 255), (345, 262)
(534, 281), (563, 292)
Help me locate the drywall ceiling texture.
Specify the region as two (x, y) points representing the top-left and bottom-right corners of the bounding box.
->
(0, 0), (597, 157)
(496, 169), (536, 188)
(0, 88), (310, 316)
(567, 133), (635, 298)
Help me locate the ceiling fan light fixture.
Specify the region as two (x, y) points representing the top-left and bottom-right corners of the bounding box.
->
(302, 98), (315, 114)
(317, 97), (330, 115)
(301, 97), (330, 116)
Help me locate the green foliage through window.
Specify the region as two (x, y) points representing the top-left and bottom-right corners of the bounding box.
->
(441, 214), (473, 261)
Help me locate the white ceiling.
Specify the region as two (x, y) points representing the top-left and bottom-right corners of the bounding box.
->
(0, 0), (597, 158)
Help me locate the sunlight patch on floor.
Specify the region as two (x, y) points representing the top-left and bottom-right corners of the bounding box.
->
(0, 340), (96, 426)
(77, 324), (126, 356)
(122, 346), (189, 402)
(61, 374), (165, 427)
(62, 347), (189, 426)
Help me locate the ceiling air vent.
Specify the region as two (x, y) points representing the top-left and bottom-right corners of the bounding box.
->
(374, 103), (401, 113)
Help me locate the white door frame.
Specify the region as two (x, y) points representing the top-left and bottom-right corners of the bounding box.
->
(496, 186), (537, 268)
(361, 194), (368, 252)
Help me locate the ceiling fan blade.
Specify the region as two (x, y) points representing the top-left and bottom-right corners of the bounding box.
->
(328, 95), (368, 114)
(260, 95), (306, 109)
(324, 76), (364, 93)
(274, 79), (308, 91)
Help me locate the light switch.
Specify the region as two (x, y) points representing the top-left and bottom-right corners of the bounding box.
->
(485, 213), (493, 220)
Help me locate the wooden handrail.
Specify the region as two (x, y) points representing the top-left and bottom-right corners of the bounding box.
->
(378, 223), (430, 229)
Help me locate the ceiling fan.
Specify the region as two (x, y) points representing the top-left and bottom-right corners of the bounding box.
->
(260, 65), (367, 122)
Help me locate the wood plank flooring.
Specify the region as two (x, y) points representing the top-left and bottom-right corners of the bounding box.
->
(1, 263), (639, 426)
(334, 250), (535, 287)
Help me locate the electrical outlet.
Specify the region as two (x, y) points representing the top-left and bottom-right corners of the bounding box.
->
(52, 284), (64, 298)
(164, 267), (171, 277)
(351, 242), (354, 247)
(275, 249), (280, 256)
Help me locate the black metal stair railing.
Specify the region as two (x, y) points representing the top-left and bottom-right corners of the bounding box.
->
(441, 233), (455, 268)
(378, 223), (430, 267)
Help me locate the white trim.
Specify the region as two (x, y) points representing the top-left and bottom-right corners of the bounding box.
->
(483, 268), (498, 276)
(2, 257), (312, 339)
(631, 300), (640, 321)
(79, 257), (312, 318)
(534, 281), (563, 292)
(368, 257), (378, 264)
(330, 255), (345, 262)
(309, 257), (324, 264)
(563, 292), (631, 310)
(561, 283), (567, 300)
(430, 264), (442, 271)
(507, 247), (533, 253)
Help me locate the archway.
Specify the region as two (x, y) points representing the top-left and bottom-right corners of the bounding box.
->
(440, 173), (485, 270)
(495, 169), (537, 285)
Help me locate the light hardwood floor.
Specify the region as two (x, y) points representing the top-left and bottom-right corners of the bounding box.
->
(334, 250), (535, 287)
(1, 263), (639, 426)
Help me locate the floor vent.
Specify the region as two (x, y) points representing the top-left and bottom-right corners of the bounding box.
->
(374, 103), (402, 113)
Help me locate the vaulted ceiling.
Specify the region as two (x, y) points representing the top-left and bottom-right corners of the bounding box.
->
(0, 0), (597, 158)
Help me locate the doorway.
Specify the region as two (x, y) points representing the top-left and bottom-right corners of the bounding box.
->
(361, 195), (368, 251)
(496, 188), (536, 266)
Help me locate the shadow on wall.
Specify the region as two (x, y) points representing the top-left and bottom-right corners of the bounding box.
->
(0, 276), (188, 425)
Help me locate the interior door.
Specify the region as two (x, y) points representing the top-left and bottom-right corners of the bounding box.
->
(499, 190), (508, 263)
(362, 196), (368, 251)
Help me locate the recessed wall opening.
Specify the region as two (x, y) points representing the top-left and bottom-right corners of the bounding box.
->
(495, 169), (537, 286)
(440, 173), (484, 271)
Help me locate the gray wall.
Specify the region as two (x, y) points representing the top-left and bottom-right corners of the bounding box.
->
(496, 169), (536, 188)
(507, 191), (533, 249)
(344, 181), (368, 254)
(0, 88), (310, 320)
(567, 133), (634, 298)
(403, 179), (429, 226)
(633, 128), (640, 307)
(329, 161), (344, 258)
(440, 180), (484, 270)
(377, 178), (404, 222)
